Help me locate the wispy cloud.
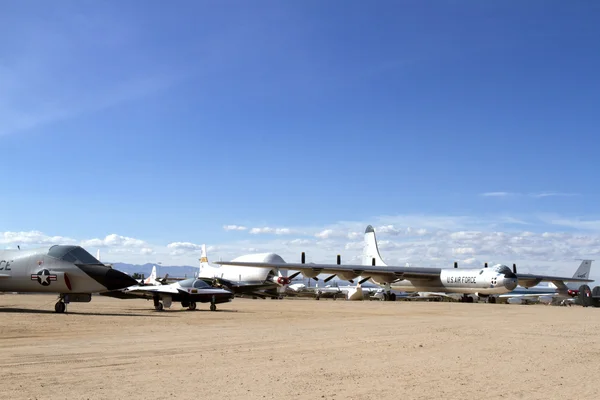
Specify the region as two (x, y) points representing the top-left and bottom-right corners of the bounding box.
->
(480, 191), (580, 198)
(223, 225), (248, 231)
(480, 192), (514, 197)
(249, 227), (293, 235)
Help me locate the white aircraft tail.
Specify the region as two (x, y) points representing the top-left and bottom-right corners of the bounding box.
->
(96, 249), (101, 262)
(362, 225), (387, 266)
(549, 260), (593, 289)
(144, 266), (157, 285)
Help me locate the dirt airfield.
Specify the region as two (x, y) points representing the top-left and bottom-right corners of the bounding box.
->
(0, 294), (599, 400)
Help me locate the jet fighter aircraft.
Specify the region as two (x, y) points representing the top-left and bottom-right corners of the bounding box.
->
(0, 245), (138, 313)
(103, 278), (234, 311)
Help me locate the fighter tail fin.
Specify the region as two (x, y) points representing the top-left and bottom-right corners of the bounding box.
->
(144, 266), (157, 284)
(362, 225), (387, 266)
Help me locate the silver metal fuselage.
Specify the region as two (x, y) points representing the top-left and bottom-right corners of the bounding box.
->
(0, 248), (127, 294)
(373, 267), (518, 295)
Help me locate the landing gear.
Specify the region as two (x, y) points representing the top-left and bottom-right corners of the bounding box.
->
(181, 301), (190, 308)
(188, 302), (197, 311)
(210, 296), (217, 312)
(153, 297), (164, 311)
(487, 296), (496, 304)
(460, 295), (474, 303)
(380, 292), (396, 301)
(54, 301), (66, 313)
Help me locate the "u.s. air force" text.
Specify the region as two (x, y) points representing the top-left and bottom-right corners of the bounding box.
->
(447, 276), (476, 284)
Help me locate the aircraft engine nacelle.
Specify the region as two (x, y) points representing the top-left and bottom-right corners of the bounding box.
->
(301, 270), (321, 279)
(337, 272), (360, 281)
(538, 296), (554, 305)
(507, 297), (523, 305)
(567, 289), (579, 297)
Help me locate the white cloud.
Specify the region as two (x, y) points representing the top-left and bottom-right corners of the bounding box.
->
(249, 227), (292, 235)
(480, 192), (513, 197)
(481, 192), (579, 199)
(0, 231), (76, 245)
(223, 225), (248, 231)
(284, 239), (312, 246)
(81, 234), (146, 248)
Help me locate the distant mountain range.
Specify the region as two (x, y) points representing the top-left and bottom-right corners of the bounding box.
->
(109, 262), (198, 279)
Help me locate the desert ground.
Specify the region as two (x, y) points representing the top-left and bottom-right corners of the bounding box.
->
(0, 294), (599, 400)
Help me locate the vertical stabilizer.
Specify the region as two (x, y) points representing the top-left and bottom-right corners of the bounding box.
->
(362, 225), (387, 266)
(549, 259), (593, 288)
(144, 266), (157, 284)
(572, 259), (593, 279)
(198, 244), (211, 278)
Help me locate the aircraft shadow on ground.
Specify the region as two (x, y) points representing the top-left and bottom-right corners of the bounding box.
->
(0, 306), (172, 317)
(151, 308), (241, 313)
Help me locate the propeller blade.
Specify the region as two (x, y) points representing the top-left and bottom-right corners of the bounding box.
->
(358, 276), (371, 285)
(513, 263), (517, 274)
(289, 271), (302, 280)
(454, 262), (458, 269)
(336, 255), (341, 265)
(323, 274), (337, 283)
(311, 277), (319, 281)
(372, 257), (376, 266)
(484, 262), (488, 268)
(301, 252), (305, 264)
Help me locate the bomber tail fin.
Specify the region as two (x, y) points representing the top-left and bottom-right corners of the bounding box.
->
(362, 225), (387, 267)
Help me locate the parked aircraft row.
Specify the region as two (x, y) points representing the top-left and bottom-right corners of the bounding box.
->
(0, 225), (596, 312)
(214, 225), (594, 304)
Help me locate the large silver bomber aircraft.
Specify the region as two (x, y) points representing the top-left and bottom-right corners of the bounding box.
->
(216, 225), (594, 302)
(0, 245), (138, 313)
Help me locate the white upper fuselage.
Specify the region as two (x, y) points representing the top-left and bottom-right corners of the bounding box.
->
(373, 265), (518, 295)
(198, 253), (284, 283)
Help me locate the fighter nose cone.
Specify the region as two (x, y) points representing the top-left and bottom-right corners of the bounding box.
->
(77, 264), (138, 291)
(503, 276), (518, 291)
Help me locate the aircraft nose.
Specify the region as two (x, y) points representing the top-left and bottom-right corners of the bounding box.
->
(503, 276), (518, 291)
(77, 264), (139, 291)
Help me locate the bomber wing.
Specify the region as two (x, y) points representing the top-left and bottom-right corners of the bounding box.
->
(516, 273), (593, 289)
(215, 261), (441, 281)
(0, 274), (10, 278)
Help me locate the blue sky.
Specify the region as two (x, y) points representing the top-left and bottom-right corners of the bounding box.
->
(1, 1), (599, 276)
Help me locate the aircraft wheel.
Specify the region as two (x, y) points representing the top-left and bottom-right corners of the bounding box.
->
(210, 304), (217, 312)
(181, 301), (190, 308)
(155, 302), (164, 311)
(333, 295), (337, 301)
(389, 293), (396, 302)
(54, 301), (66, 313)
(315, 296), (320, 301)
(489, 297), (496, 304)
(188, 302), (197, 311)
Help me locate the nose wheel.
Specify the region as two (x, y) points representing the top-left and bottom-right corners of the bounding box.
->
(188, 302), (197, 311)
(54, 301), (66, 313)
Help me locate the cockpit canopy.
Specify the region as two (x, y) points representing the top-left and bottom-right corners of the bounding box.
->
(178, 278), (212, 289)
(48, 245), (102, 265)
(492, 264), (517, 278)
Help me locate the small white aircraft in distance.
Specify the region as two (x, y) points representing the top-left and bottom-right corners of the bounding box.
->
(216, 225), (594, 302)
(197, 245), (300, 298)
